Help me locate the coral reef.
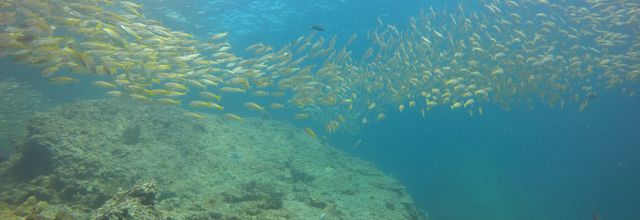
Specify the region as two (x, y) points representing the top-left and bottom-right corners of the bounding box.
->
(0, 99), (424, 219)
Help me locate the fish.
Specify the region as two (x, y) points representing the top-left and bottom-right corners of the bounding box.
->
(48, 77), (79, 85)
(198, 91), (221, 101)
(93, 81), (117, 89)
(210, 32), (228, 41)
(294, 113), (309, 120)
(304, 127), (317, 138)
(243, 102), (265, 112)
(352, 139), (363, 149)
(219, 87), (245, 93)
(224, 113), (244, 122)
(184, 112), (205, 120)
(129, 94), (151, 102)
(310, 25), (326, 32)
(0, 0), (638, 138)
(106, 91), (124, 97)
(270, 103), (284, 110)
(189, 101), (215, 108)
(156, 98), (181, 106)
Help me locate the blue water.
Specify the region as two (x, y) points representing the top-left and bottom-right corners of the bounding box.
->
(3, 0), (640, 219)
(342, 92), (640, 219)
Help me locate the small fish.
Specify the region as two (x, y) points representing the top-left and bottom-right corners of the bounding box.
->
(129, 94), (151, 102)
(184, 112), (205, 120)
(106, 91), (123, 97)
(244, 102), (265, 112)
(156, 98), (181, 106)
(48, 77), (79, 85)
(593, 208), (601, 220)
(93, 81), (117, 89)
(270, 103), (284, 110)
(310, 25), (326, 32)
(198, 91), (221, 101)
(304, 127), (317, 138)
(210, 32), (228, 41)
(189, 100), (214, 108)
(352, 139), (363, 149)
(224, 113), (244, 122)
(219, 87), (245, 93)
(294, 113), (309, 120)
(450, 102), (462, 110)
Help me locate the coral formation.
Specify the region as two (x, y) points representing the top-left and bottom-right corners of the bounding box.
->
(0, 99), (424, 219)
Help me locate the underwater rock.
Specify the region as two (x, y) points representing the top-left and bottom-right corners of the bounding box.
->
(0, 99), (424, 220)
(95, 182), (169, 220)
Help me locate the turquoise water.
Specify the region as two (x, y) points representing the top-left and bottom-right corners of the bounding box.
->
(2, 0), (640, 219)
(343, 93), (640, 219)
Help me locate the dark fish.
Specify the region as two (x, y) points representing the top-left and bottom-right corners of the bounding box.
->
(587, 91), (598, 100)
(310, 25), (326, 31)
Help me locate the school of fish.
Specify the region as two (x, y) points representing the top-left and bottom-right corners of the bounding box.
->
(0, 0), (638, 138)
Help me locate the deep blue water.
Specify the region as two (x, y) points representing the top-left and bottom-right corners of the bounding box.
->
(342, 91), (640, 220)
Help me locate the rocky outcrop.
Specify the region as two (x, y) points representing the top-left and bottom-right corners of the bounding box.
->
(0, 99), (423, 220)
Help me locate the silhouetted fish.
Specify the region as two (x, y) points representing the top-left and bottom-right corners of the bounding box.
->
(310, 25), (325, 31)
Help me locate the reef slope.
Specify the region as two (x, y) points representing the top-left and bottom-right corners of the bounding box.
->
(0, 99), (422, 220)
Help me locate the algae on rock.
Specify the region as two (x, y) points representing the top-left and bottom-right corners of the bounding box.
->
(0, 99), (425, 220)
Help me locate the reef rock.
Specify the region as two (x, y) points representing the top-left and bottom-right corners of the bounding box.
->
(0, 99), (423, 220)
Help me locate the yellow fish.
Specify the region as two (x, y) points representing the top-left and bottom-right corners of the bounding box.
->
(106, 91), (123, 97)
(129, 94), (151, 102)
(198, 91), (221, 101)
(224, 113), (244, 122)
(184, 112), (205, 120)
(219, 87), (246, 93)
(244, 102), (265, 111)
(164, 82), (188, 91)
(294, 113), (309, 120)
(189, 100), (215, 108)
(48, 76), (79, 85)
(304, 127), (317, 139)
(156, 98), (181, 106)
(93, 81), (117, 89)
(270, 103), (284, 110)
